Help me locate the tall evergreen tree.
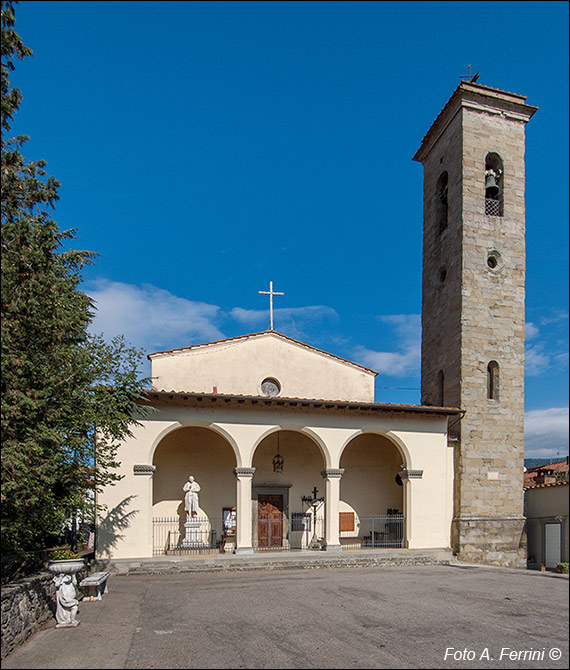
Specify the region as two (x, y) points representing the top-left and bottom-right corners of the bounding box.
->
(1, 1), (150, 574)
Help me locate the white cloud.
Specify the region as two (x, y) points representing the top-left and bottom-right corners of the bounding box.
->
(524, 314), (568, 376)
(231, 305), (337, 326)
(525, 407), (569, 459)
(86, 280), (224, 354)
(525, 322), (539, 340)
(353, 314), (420, 377)
(86, 281), (340, 356)
(554, 351), (570, 366)
(230, 305), (339, 342)
(539, 311), (569, 326)
(525, 343), (550, 376)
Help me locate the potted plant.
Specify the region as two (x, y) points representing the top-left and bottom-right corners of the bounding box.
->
(47, 548), (85, 576)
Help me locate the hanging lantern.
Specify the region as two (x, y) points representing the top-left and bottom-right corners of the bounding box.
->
(272, 453), (284, 473)
(272, 432), (284, 472)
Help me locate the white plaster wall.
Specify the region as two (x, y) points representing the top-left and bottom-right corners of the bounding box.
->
(340, 434), (404, 515)
(152, 426), (237, 517)
(392, 430), (454, 548)
(526, 484), (569, 520)
(525, 485), (569, 566)
(150, 333), (375, 402)
(97, 404), (453, 559)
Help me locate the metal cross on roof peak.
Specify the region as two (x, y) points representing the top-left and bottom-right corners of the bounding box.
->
(258, 281), (284, 331)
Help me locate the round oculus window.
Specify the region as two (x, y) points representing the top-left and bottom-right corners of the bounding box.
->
(486, 250), (502, 271)
(261, 378), (281, 397)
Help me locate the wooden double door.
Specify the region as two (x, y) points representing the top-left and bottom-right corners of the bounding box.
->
(257, 495), (283, 548)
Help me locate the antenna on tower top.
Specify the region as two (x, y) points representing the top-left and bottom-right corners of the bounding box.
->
(459, 64), (480, 83)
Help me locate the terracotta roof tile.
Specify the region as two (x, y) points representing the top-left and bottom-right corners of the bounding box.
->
(142, 389), (462, 415)
(525, 480), (569, 490)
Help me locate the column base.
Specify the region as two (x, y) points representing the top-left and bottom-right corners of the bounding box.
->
(322, 544), (343, 554)
(234, 547), (254, 555)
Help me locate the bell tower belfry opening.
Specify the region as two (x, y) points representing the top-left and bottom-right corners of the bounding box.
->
(413, 82), (538, 567)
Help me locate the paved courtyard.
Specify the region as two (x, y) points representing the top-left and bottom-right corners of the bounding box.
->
(3, 564), (568, 669)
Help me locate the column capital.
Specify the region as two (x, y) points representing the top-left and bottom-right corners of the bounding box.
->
(399, 469), (423, 480)
(133, 464), (156, 476)
(234, 466), (256, 478)
(320, 468), (345, 479)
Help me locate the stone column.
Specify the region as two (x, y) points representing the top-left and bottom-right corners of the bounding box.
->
(399, 469), (423, 548)
(234, 467), (256, 554)
(132, 464), (156, 558)
(320, 468), (345, 553)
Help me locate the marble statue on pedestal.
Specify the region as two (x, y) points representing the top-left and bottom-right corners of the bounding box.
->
(183, 475), (201, 518)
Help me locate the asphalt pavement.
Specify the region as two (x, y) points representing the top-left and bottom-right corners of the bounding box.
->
(3, 564), (568, 669)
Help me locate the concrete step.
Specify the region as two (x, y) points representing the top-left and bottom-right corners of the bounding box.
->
(93, 548), (454, 575)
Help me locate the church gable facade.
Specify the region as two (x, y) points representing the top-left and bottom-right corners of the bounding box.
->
(97, 332), (459, 561)
(149, 331), (377, 403)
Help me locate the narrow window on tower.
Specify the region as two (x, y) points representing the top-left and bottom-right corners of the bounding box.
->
(437, 369), (445, 406)
(487, 361), (499, 400)
(436, 171), (448, 233)
(485, 153), (504, 216)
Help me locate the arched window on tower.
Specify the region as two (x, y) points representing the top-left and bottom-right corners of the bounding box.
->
(487, 361), (499, 400)
(437, 369), (445, 406)
(436, 171), (448, 233)
(485, 153), (504, 217)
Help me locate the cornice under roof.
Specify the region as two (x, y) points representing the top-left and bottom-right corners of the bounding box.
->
(142, 390), (462, 416)
(413, 81), (538, 163)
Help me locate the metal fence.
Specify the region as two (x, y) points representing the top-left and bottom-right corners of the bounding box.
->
(153, 517), (234, 555)
(340, 515), (405, 549)
(253, 512), (325, 551)
(485, 198), (503, 217)
(153, 513), (405, 554)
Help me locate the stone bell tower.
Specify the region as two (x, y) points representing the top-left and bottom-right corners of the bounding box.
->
(413, 82), (537, 567)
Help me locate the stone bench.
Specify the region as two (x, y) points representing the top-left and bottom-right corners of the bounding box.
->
(79, 572), (110, 601)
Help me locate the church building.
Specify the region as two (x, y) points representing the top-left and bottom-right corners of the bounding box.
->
(97, 81), (536, 568)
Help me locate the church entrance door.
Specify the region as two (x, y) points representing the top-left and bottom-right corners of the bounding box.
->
(257, 495), (283, 548)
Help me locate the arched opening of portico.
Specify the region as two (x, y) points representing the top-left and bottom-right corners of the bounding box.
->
(339, 433), (405, 548)
(252, 430), (326, 550)
(152, 426), (237, 554)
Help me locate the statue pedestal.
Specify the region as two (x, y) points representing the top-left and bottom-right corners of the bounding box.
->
(182, 518), (204, 547)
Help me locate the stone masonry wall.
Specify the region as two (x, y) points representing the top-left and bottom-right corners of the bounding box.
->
(459, 104), (527, 520)
(420, 108), (463, 416)
(1, 572), (55, 660)
(416, 83), (536, 567)
(454, 517), (527, 568)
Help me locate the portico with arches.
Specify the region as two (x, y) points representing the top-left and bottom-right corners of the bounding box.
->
(97, 330), (459, 560)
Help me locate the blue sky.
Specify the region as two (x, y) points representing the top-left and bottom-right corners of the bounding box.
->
(10, 1), (569, 458)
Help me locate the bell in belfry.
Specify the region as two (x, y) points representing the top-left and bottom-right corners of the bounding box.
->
(485, 170), (500, 198)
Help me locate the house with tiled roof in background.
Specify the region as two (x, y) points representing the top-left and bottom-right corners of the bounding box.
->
(524, 459), (569, 487)
(524, 458), (569, 570)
